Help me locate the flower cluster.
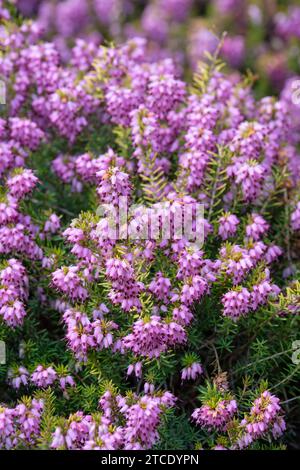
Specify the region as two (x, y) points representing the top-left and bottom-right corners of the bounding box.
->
(15, 0), (300, 95)
(237, 391), (286, 448)
(0, 259), (29, 327)
(123, 315), (186, 358)
(63, 308), (117, 361)
(7, 365), (75, 392)
(192, 396), (237, 431)
(0, 399), (44, 449)
(51, 390), (175, 450)
(192, 387), (285, 450)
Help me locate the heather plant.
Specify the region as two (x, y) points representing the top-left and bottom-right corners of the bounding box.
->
(12, 0), (300, 95)
(0, 5), (300, 451)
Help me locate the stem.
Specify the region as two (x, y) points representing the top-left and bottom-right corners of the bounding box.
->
(211, 343), (221, 374)
(284, 188), (292, 265)
(232, 347), (294, 374)
(281, 396), (300, 405)
(207, 150), (222, 223)
(269, 364), (300, 391)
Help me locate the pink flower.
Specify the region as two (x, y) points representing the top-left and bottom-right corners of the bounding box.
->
(218, 213), (240, 240)
(52, 266), (88, 301)
(8, 366), (29, 389)
(172, 304), (194, 325)
(31, 365), (57, 388)
(7, 168), (38, 201)
(127, 362), (142, 378)
(0, 300), (27, 327)
(246, 213), (269, 240)
(192, 399), (237, 431)
(238, 391), (285, 448)
(180, 276), (208, 305)
(123, 315), (186, 358)
(181, 362), (203, 381)
(149, 272), (171, 302)
(43, 213), (61, 234)
(291, 202), (300, 231)
(222, 287), (252, 320)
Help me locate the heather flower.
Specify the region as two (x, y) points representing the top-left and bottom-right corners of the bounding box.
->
(222, 246), (253, 284)
(246, 213), (269, 241)
(58, 374), (75, 391)
(51, 412), (92, 450)
(127, 362), (142, 378)
(0, 197), (19, 225)
(181, 362), (203, 381)
(93, 0), (121, 27)
(172, 304), (194, 325)
(0, 16), (296, 451)
(213, 444), (228, 450)
(48, 389), (176, 450)
(275, 6), (300, 41)
(251, 270), (280, 310)
(108, 281), (144, 312)
(0, 143), (14, 177)
(9, 118), (45, 150)
(71, 39), (99, 72)
(0, 300), (27, 328)
(92, 303), (110, 320)
(52, 154), (82, 192)
(265, 245), (283, 264)
(130, 104), (178, 157)
(0, 407), (15, 449)
(192, 397), (237, 431)
(221, 35), (245, 68)
(92, 319), (117, 349)
(146, 74), (186, 120)
(31, 365), (57, 388)
(106, 258), (144, 311)
(148, 272), (171, 303)
(0, 258), (29, 298)
(64, 309), (95, 361)
(7, 168), (39, 201)
(222, 287), (251, 320)
(55, 0), (89, 38)
(229, 159), (266, 202)
(51, 427), (66, 449)
(0, 286), (18, 308)
(176, 248), (204, 279)
(291, 202), (300, 231)
(122, 392), (175, 448)
(214, 0), (244, 16)
(46, 83), (99, 142)
(246, 241), (267, 264)
(123, 316), (168, 358)
(141, 5), (169, 44)
(76, 150), (126, 184)
(106, 258), (134, 282)
(238, 391), (285, 448)
(43, 213), (61, 235)
(14, 399), (44, 446)
(123, 315), (186, 358)
(188, 28), (219, 69)
(96, 167), (132, 205)
(143, 382), (155, 396)
(63, 227), (85, 244)
(218, 213), (240, 240)
(52, 266), (88, 301)
(7, 366), (29, 389)
(180, 276), (208, 305)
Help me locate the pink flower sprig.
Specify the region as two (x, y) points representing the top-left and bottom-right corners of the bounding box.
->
(237, 391), (286, 448)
